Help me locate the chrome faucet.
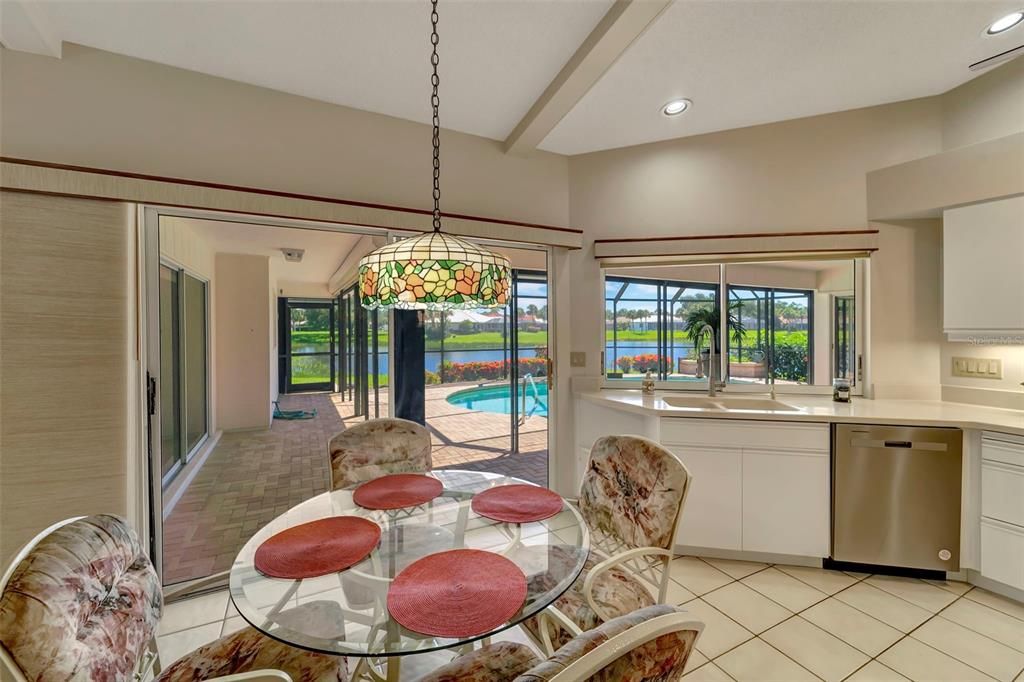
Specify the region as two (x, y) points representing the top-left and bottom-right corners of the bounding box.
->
(698, 324), (725, 397)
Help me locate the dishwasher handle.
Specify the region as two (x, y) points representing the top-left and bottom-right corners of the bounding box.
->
(849, 438), (948, 452)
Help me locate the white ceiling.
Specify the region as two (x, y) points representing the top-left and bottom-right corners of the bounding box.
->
(29, 0), (613, 142)
(11, 0), (1024, 155)
(541, 0), (1024, 154)
(186, 219), (363, 285)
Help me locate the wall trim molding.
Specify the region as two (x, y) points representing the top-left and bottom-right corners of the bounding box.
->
(0, 157), (583, 248)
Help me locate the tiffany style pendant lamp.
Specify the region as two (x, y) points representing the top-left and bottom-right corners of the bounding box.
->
(357, 0), (511, 311)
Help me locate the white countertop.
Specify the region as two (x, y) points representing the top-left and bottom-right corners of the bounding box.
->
(579, 390), (1024, 437)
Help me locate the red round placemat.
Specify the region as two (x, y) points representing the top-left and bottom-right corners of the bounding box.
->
(471, 484), (564, 523)
(254, 516), (381, 579)
(353, 474), (443, 510)
(387, 549), (527, 638)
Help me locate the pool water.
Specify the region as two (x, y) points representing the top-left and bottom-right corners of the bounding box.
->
(446, 383), (549, 417)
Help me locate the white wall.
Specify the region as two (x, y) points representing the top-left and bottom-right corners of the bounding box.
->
(215, 253), (272, 430)
(568, 97), (945, 398)
(0, 43), (570, 229)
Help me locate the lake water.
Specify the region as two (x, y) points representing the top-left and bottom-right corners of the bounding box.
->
(296, 340), (687, 376)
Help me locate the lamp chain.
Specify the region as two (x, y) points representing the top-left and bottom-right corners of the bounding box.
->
(430, 0), (442, 233)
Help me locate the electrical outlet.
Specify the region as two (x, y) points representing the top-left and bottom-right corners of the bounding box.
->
(952, 356), (1002, 379)
(570, 352), (586, 368)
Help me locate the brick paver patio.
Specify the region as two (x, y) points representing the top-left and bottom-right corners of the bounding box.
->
(162, 384), (547, 585)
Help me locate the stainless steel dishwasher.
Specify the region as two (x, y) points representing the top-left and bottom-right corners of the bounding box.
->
(832, 424), (962, 572)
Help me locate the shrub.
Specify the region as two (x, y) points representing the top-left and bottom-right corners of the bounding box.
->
(772, 342), (809, 382)
(425, 370), (441, 385)
(614, 353), (667, 373)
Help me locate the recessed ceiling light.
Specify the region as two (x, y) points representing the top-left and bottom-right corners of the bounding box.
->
(987, 10), (1024, 34)
(662, 99), (691, 116)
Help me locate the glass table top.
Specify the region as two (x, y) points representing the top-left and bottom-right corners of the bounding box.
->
(228, 470), (590, 657)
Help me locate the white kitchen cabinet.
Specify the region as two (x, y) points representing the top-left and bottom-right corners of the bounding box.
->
(742, 449), (830, 557)
(663, 418), (830, 558)
(943, 197), (1024, 340)
(668, 445), (743, 551)
(980, 433), (1024, 590)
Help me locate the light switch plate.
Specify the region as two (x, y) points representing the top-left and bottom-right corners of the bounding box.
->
(570, 352), (586, 368)
(952, 356), (1002, 379)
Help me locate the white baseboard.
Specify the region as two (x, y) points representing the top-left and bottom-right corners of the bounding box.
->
(673, 545), (823, 568)
(967, 570), (1024, 604)
(161, 430), (222, 520)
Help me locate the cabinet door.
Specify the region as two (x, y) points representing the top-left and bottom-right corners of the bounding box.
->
(742, 449), (830, 557)
(669, 445), (742, 551)
(944, 197), (1024, 333)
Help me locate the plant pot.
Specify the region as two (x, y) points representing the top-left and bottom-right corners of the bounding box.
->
(700, 350), (722, 383)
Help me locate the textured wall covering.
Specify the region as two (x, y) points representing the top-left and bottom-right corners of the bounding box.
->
(0, 191), (131, 568)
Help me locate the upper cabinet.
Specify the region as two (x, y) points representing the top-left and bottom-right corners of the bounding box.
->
(943, 196), (1024, 342)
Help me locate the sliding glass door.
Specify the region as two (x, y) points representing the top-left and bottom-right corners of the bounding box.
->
(159, 263), (209, 486)
(336, 285), (386, 418)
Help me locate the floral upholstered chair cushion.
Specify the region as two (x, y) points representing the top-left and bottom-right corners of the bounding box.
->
(0, 515), (163, 681)
(420, 605), (701, 682)
(417, 641), (542, 682)
(524, 436), (691, 652)
(155, 601), (348, 682)
(522, 546), (655, 651)
(579, 435), (691, 551)
(328, 417), (433, 489)
(518, 605), (699, 682)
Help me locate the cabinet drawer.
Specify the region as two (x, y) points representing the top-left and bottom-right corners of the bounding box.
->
(981, 461), (1024, 527)
(980, 518), (1024, 591)
(982, 437), (1024, 468)
(661, 418), (828, 452)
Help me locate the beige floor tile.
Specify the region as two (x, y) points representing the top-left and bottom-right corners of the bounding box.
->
(158, 591), (230, 635)
(670, 557), (735, 596)
(742, 567), (828, 612)
(683, 598), (755, 659)
(913, 616), (1024, 682)
(833, 582), (932, 633)
(761, 616), (869, 682)
(683, 662), (734, 681)
(684, 649), (709, 674)
(844, 660), (911, 681)
(157, 622), (223, 664)
(924, 578), (974, 596)
(702, 557), (769, 580)
(715, 638), (818, 681)
(879, 637), (996, 681)
(942, 598), (1024, 653)
(776, 564), (859, 595)
(703, 582), (792, 634)
(221, 615), (249, 637)
(801, 597), (903, 657)
(965, 588), (1024, 622)
(665, 577), (699, 606)
(844, 570), (870, 579)
(865, 575), (959, 613)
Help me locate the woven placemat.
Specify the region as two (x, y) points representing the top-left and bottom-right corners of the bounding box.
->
(471, 484), (564, 523)
(254, 516), (381, 579)
(353, 473), (443, 510)
(387, 549), (527, 638)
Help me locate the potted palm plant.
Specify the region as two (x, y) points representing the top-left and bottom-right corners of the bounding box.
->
(682, 304), (746, 381)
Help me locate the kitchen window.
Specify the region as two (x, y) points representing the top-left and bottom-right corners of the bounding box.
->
(602, 258), (864, 394)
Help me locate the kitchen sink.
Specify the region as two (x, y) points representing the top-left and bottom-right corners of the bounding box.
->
(662, 396), (723, 410)
(713, 397), (803, 412)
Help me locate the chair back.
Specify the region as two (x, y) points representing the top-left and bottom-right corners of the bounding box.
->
(518, 605), (702, 681)
(579, 434), (691, 552)
(0, 515), (163, 681)
(328, 417), (432, 489)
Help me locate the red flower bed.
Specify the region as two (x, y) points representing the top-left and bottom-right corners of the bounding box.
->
(440, 357), (547, 382)
(615, 353), (667, 373)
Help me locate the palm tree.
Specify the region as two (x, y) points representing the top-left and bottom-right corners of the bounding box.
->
(682, 303), (746, 354)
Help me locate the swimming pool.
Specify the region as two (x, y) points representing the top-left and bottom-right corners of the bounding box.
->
(446, 383), (549, 417)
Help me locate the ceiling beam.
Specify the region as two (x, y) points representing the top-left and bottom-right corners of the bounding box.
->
(503, 0), (672, 156)
(0, 0), (62, 58)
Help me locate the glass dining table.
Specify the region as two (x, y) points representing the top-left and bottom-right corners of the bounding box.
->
(229, 470), (590, 681)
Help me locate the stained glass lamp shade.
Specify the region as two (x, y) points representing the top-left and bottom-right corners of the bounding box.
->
(358, 231), (511, 310)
